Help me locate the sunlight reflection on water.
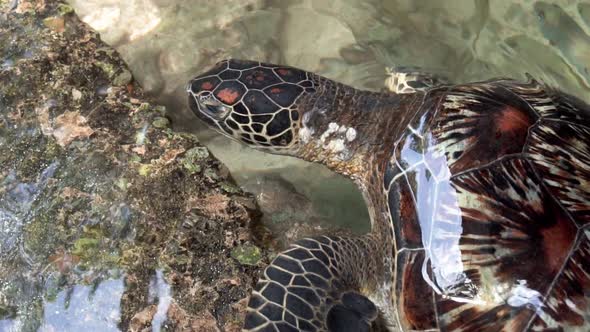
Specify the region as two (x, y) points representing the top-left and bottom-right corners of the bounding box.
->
(39, 278), (124, 332)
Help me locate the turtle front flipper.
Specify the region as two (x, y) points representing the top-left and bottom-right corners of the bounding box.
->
(244, 236), (381, 332)
(385, 67), (450, 94)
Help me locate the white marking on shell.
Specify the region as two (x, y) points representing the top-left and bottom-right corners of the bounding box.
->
(507, 280), (544, 312)
(345, 127), (357, 142)
(535, 105), (556, 112)
(564, 298), (583, 315)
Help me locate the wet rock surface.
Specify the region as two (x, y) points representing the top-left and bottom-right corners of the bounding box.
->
(0, 1), (269, 330)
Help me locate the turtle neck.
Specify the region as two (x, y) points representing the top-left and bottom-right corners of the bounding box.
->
(292, 75), (425, 245)
(294, 74), (423, 183)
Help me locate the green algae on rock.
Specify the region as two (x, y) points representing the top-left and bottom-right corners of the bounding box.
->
(0, 1), (266, 331)
(231, 244), (262, 266)
(152, 116), (171, 129)
(182, 146), (210, 174)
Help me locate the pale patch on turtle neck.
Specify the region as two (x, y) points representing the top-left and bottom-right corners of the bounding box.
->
(318, 122), (357, 160)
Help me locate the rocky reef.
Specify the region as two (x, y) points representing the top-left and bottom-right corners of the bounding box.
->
(0, 1), (268, 330)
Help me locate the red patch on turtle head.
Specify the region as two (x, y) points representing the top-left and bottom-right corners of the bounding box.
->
(496, 106), (532, 133)
(201, 81), (214, 90)
(216, 88), (240, 104)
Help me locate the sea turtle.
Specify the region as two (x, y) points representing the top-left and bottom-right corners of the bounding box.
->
(187, 59), (590, 331)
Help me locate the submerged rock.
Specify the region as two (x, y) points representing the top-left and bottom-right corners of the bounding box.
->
(240, 174), (356, 249)
(0, 1), (265, 330)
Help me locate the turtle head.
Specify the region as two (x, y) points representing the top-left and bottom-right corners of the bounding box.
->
(188, 59), (319, 155)
(188, 59), (388, 178)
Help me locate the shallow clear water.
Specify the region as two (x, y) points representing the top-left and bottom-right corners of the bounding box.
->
(5, 0), (590, 330)
(67, 0), (590, 236)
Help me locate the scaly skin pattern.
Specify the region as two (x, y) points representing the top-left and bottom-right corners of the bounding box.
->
(188, 60), (590, 332)
(244, 236), (383, 332)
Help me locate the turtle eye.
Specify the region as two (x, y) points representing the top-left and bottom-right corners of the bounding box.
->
(205, 104), (229, 118)
(198, 96), (231, 120)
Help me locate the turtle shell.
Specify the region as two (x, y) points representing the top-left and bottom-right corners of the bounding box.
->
(385, 79), (590, 331)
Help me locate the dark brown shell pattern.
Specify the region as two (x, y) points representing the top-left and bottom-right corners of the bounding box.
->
(384, 79), (590, 331)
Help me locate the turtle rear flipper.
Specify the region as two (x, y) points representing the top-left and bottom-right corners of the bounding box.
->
(244, 236), (380, 332)
(385, 67), (450, 94)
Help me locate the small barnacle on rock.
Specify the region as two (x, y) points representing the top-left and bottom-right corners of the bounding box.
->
(71, 88), (82, 101)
